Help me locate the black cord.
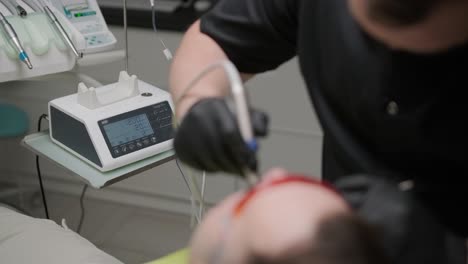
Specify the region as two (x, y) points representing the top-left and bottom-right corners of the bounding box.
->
(36, 113), (88, 231)
(36, 114), (49, 219)
(77, 184), (88, 234)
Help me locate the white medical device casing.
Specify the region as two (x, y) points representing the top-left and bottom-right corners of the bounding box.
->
(48, 0), (116, 53)
(48, 71), (174, 172)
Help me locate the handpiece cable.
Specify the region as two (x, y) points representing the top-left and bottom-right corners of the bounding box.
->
(36, 114), (50, 219)
(77, 184), (88, 234)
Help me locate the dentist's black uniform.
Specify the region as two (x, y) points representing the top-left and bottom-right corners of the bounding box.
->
(174, 1), (468, 263)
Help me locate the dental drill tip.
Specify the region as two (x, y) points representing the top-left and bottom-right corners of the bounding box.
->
(245, 171), (260, 187)
(19, 51), (33, 69)
(71, 48), (80, 58)
(24, 58), (33, 69)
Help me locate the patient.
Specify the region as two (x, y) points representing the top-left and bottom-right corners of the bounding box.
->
(189, 168), (389, 264)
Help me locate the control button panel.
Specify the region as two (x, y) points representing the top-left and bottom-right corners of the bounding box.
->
(85, 33), (113, 47)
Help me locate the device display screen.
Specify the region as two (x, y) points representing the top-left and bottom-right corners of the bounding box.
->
(103, 114), (154, 147)
(74, 11), (96, 17)
(99, 101), (174, 158)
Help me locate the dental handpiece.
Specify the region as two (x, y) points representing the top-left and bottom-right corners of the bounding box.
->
(228, 63), (260, 186)
(232, 85), (260, 186)
(43, 5), (81, 58)
(0, 11), (33, 69)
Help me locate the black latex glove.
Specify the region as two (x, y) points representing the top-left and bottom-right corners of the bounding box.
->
(174, 98), (269, 176)
(336, 175), (449, 264)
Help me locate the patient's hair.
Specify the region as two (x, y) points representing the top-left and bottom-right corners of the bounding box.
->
(366, 0), (442, 26)
(251, 213), (389, 264)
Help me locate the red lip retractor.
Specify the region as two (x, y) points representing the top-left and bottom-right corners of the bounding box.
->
(233, 175), (339, 217)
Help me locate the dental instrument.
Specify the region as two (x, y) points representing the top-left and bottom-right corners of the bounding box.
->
(175, 60), (261, 186)
(39, 0), (82, 58)
(0, 11), (33, 69)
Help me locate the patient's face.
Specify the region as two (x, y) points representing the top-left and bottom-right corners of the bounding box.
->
(189, 168), (350, 264)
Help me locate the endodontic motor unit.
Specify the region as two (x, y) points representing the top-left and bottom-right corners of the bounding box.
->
(49, 71), (174, 172)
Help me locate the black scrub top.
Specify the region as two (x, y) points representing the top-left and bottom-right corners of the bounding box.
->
(200, 0), (467, 236)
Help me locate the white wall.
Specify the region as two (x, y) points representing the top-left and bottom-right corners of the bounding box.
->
(0, 26), (323, 215)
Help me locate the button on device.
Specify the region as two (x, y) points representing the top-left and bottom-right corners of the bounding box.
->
(121, 146), (128, 153)
(113, 148), (120, 155)
(151, 136), (157, 143)
(136, 142), (143, 148)
(129, 144), (135, 150)
(143, 139), (150, 145)
(386, 101), (399, 116)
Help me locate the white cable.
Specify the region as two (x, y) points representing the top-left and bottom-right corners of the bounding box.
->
(198, 171), (206, 219)
(175, 159), (202, 223)
(150, 0), (172, 61)
(173, 61), (259, 220)
(175, 61), (238, 106)
(123, 0), (129, 72)
(190, 195), (196, 227)
(176, 60), (260, 186)
(175, 60), (255, 150)
(188, 169), (204, 210)
(61, 219), (70, 230)
(148, 0), (201, 223)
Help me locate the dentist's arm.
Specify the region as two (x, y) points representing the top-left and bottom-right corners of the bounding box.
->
(169, 0), (297, 175)
(169, 20), (264, 176)
(170, 20), (253, 120)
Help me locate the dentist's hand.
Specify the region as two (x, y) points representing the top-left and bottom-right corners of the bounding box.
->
(174, 98), (269, 176)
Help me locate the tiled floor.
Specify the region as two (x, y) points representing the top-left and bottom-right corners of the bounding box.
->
(7, 189), (193, 264)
